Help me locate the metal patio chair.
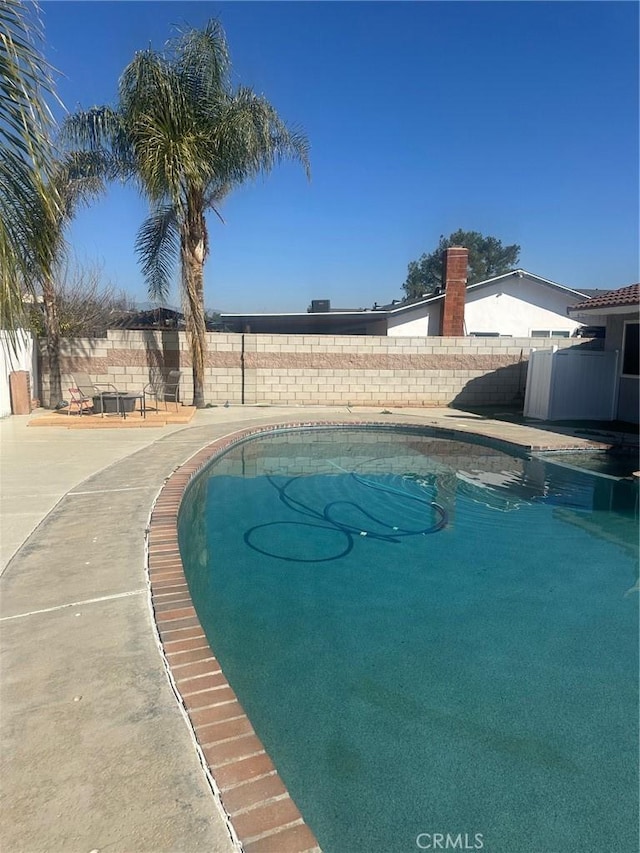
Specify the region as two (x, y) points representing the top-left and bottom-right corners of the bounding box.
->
(143, 369), (182, 413)
(70, 372), (125, 418)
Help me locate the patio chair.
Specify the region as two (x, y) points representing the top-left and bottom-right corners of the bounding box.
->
(143, 369), (182, 413)
(67, 386), (94, 416)
(70, 372), (125, 418)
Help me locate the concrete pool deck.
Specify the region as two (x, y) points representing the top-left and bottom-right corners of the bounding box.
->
(0, 405), (631, 853)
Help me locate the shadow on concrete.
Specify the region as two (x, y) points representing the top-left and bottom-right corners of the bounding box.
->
(447, 404), (639, 450)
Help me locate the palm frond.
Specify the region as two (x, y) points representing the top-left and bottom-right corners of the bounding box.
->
(175, 18), (229, 109)
(60, 106), (131, 164)
(61, 105), (117, 145)
(50, 150), (117, 225)
(0, 0), (61, 330)
(119, 50), (194, 206)
(207, 87), (311, 186)
(204, 179), (230, 224)
(0, 0), (59, 169)
(135, 204), (180, 302)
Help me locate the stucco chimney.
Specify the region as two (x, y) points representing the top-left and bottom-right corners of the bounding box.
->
(440, 246), (468, 336)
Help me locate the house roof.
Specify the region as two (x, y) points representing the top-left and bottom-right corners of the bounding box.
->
(388, 269), (589, 315)
(218, 269), (593, 333)
(568, 283), (640, 313)
(218, 310), (387, 335)
(112, 306), (185, 329)
(577, 288), (613, 300)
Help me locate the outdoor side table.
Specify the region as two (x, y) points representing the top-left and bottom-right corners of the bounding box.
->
(93, 392), (145, 419)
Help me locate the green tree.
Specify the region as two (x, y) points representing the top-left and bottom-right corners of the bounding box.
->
(0, 0), (60, 334)
(63, 20), (310, 407)
(402, 230), (521, 301)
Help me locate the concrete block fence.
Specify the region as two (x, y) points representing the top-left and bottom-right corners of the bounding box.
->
(37, 329), (599, 408)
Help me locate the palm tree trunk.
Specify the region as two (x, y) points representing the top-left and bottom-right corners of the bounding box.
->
(181, 230), (207, 408)
(42, 276), (62, 407)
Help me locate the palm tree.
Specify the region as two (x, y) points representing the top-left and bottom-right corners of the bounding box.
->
(0, 0), (60, 334)
(63, 20), (310, 407)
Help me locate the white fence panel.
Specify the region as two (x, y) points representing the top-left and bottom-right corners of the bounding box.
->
(524, 346), (619, 421)
(549, 349), (619, 420)
(523, 348), (555, 419)
(0, 331), (37, 417)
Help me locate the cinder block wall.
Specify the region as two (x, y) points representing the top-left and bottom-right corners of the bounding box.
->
(38, 330), (243, 407)
(241, 334), (595, 407)
(38, 330), (599, 408)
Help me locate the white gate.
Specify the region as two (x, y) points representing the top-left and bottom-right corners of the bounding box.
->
(0, 331), (37, 417)
(524, 346), (619, 421)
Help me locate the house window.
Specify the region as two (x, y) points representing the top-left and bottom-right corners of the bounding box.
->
(470, 331), (500, 337)
(621, 321), (639, 377)
(531, 330), (571, 338)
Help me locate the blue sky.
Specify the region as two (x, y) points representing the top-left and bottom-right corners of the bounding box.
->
(40, 1), (638, 312)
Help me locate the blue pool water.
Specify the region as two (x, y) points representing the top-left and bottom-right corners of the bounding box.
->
(179, 428), (639, 853)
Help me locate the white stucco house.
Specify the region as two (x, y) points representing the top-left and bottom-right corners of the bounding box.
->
(387, 270), (590, 338)
(220, 267), (594, 338)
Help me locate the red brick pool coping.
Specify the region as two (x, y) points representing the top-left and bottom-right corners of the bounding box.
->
(146, 420), (613, 852)
(148, 423), (352, 853)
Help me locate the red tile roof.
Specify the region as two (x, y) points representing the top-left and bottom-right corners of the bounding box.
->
(571, 283), (640, 311)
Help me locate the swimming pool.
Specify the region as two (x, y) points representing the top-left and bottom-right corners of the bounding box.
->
(178, 426), (639, 853)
